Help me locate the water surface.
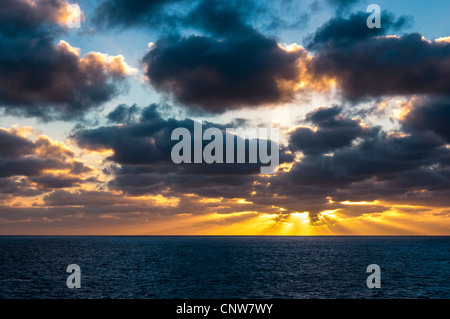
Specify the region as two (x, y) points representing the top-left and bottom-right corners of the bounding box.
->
(0, 236), (448, 298)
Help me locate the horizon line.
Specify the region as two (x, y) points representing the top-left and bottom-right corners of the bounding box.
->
(1, 234), (449, 237)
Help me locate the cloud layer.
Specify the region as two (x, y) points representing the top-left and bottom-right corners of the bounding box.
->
(0, 0), (133, 120)
(0, 0), (449, 235)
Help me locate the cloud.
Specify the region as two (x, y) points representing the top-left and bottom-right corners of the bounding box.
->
(0, 0), (133, 120)
(0, 127), (95, 194)
(0, 129), (70, 178)
(289, 106), (378, 155)
(183, 0), (256, 35)
(197, 105), (448, 221)
(307, 12), (450, 100)
(0, 177), (41, 197)
(2, 1), (449, 234)
(143, 33), (309, 112)
(93, 0), (326, 113)
(43, 189), (132, 207)
(71, 104), (450, 224)
(401, 96), (450, 143)
(138, 0), (321, 113)
(73, 104), (292, 195)
(93, 0), (186, 30)
(306, 11), (410, 49)
(29, 175), (85, 189)
(287, 130), (447, 188)
(92, 0), (282, 33)
(0, 0), (83, 33)
(106, 103), (141, 123)
(0, 128), (35, 157)
(2, 104), (450, 234)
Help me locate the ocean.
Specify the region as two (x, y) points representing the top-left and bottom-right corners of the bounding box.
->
(0, 236), (448, 299)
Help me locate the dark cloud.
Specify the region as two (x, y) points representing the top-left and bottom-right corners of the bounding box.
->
(93, 0), (186, 30)
(288, 130), (447, 187)
(74, 104), (291, 195)
(106, 103), (141, 123)
(76, 104), (288, 167)
(92, 0), (317, 113)
(237, 104), (450, 218)
(43, 189), (130, 207)
(92, 0), (290, 33)
(75, 104), (175, 165)
(307, 11), (410, 50)
(307, 11), (450, 100)
(73, 103), (450, 220)
(289, 106), (379, 155)
(0, 129), (35, 157)
(184, 0), (255, 35)
(0, 0), (131, 120)
(70, 161), (94, 175)
(0, 177), (42, 197)
(108, 171), (258, 197)
(136, 0), (313, 113)
(0, 158), (68, 178)
(402, 96), (450, 143)
(0, 130), (72, 178)
(29, 175), (84, 189)
(0, 0), (67, 34)
(143, 32), (307, 112)
(0, 128), (94, 194)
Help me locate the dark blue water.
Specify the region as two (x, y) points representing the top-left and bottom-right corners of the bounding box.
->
(0, 236), (448, 299)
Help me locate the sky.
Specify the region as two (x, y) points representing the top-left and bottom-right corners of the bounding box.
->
(0, 0), (449, 235)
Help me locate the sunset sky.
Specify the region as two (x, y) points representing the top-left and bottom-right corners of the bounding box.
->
(1, 0), (449, 235)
